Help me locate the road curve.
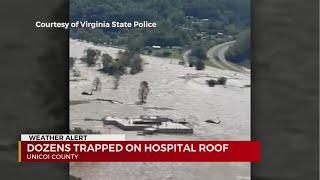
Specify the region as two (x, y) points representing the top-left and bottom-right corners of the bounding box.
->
(207, 41), (250, 74)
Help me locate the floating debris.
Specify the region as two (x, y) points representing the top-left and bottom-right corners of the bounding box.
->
(95, 98), (123, 104)
(205, 120), (221, 124)
(81, 91), (93, 95)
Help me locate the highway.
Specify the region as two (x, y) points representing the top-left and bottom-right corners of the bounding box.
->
(207, 41), (250, 74)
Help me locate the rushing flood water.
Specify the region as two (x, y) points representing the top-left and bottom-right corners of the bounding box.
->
(69, 39), (251, 180)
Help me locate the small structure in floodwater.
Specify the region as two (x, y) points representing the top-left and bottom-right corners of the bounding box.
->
(103, 116), (193, 134)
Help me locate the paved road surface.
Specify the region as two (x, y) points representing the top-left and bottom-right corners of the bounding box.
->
(207, 41), (250, 74)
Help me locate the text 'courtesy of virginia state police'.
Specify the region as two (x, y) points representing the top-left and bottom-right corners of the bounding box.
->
(35, 21), (157, 29)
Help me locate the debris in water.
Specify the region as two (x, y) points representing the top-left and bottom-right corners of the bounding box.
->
(205, 120), (221, 124)
(81, 91), (93, 95)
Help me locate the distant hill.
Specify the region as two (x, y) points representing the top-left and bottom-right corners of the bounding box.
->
(70, 0), (250, 47)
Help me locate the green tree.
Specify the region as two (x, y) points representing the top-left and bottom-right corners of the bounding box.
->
(190, 46), (207, 60)
(206, 79), (217, 87)
(195, 59), (205, 70)
(101, 53), (126, 75)
(128, 37), (144, 53)
(217, 77), (227, 85)
(101, 53), (113, 73)
(130, 54), (143, 74)
(92, 77), (102, 91)
(225, 29), (251, 64)
(138, 81), (150, 104)
(112, 60), (126, 75)
(168, 11), (185, 25)
(70, 0), (250, 48)
(118, 51), (132, 67)
(84, 48), (101, 66)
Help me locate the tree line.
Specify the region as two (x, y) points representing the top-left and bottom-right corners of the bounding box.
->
(70, 0), (250, 48)
(79, 48), (144, 76)
(225, 28), (250, 66)
(70, 48), (149, 104)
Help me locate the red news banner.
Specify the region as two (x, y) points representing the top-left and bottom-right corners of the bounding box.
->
(18, 134), (260, 162)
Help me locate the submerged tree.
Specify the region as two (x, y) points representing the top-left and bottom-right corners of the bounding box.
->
(217, 77), (227, 85)
(195, 59), (205, 70)
(130, 54), (143, 74)
(92, 77), (102, 91)
(101, 53), (126, 75)
(84, 48), (101, 66)
(206, 79), (217, 87)
(190, 46), (207, 60)
(138, 81), (150, 104)
(101, 53), (113, 73)
(113, 74), (120, 89)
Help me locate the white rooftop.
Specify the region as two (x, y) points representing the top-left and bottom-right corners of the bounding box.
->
(155, 122), (192, 130)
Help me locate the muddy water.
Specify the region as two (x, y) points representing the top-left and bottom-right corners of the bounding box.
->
(69, 39), (251, 180)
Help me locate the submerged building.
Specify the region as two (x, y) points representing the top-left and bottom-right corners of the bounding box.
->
(103, 116), (193, 134)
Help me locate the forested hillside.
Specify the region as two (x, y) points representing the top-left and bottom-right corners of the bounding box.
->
(225, 29), (250, 66)
(70, 0), (250, 48)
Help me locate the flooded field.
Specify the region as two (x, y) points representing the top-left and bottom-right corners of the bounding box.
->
(69, 39), (251, 180)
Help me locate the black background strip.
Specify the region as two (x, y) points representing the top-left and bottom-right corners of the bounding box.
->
(252, 0), (319, 179)
(0, 0), (69, 179)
